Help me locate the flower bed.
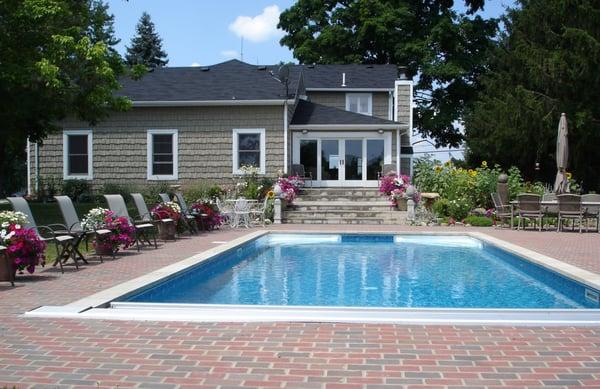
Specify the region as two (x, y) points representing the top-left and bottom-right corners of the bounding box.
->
(191, 202), (224, 230)
(0, 211), (46, 274)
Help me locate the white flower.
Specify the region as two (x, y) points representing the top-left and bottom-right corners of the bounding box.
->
(5, 231), (14, 240)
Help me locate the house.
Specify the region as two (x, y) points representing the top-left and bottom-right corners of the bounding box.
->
(27, 59), (413, 191)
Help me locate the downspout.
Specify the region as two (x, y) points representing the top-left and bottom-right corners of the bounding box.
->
(396, 129), (401, 175)
(26, 138), (31, 196)
(283, 100), (288, 174)
(34, 142), (39, 194)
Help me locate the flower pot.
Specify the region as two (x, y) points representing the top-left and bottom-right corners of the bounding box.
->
(396, 198), (408, 211)
(95, 244), (114, 257)
(0, 254), (15, 285)
(158, 221), (176, 240)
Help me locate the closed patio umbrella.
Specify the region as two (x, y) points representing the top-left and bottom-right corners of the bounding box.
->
(553, 113), (569, 194)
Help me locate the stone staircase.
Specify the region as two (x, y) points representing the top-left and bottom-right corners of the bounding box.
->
(283, 188), (406, 225)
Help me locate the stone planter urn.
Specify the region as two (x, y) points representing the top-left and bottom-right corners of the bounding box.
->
(157, 221), (176, 240)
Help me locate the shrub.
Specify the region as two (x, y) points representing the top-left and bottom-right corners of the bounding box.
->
(140, 182), (172, 206)
(101, 182), (139, 203)
(447, 198), (472, 221)
(62, 180), (91, 201)
(463, 215), (493, 227)
(432, 198), (450, 218)
(184, 182), (224, 203)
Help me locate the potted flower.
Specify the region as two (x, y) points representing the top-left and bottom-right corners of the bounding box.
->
(191, 201), (224, 231)
(82, 208), (135, 255)
(151, 201), (181, 239)
(273, 175), (304, 207)
(379, 174), (412, 210)
(0, 211), (46, 279)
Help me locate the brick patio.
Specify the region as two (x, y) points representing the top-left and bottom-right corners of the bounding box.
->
(1, 226), (599, 388)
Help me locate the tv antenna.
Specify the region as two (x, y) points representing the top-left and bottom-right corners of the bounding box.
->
(270, 64), (290, 98)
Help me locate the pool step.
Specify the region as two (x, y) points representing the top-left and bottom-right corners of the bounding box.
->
(283, 188), (405, 225)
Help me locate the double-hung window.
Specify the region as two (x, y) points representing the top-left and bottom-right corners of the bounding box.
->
(147, 129), (178, 180)
(63, 130), (93, 180)
(232, 128), (266, 174)
(346, 93), (373, 116)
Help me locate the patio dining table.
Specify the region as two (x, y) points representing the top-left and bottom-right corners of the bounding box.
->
(226, 199), (258, 228)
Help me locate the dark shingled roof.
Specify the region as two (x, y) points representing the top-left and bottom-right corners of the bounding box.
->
(291, 100), (399, 126)
(116, 60), (400, 102)
(301, 64), (398, 89)
(116, 60), (302, 101)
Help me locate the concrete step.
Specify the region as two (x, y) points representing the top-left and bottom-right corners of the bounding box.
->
(285, 210), (399, 218)
(282, 215), (406, 225)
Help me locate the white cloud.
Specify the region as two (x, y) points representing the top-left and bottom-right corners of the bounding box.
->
(190, 62), (201, 67)
(229, 5), (283, 43)
(220, 50), (239, 59)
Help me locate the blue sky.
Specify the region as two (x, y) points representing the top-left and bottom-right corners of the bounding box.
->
(106, 0), (516, 67)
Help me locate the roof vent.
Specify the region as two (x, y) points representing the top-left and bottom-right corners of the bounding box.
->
(307, 64), (315, 69)
(341, 72), (346, 87)
(398, 66), (408, 80)
(201, 66), (210, 71)
(257, 65), (267, 71)
(366, 65), (373, 69)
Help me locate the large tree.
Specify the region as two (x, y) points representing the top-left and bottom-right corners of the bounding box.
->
(0, 0), (131, 195)
(125, 12), (168, 69)
(278, 0), (497, 147)
(464, 0), (600, 190)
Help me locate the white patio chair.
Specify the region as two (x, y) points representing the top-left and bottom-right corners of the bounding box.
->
(233, 198), (251, 228)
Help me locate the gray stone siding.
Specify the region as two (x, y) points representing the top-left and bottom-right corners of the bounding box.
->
(306, 91), (391, 120)
(32, 105), (286, 190)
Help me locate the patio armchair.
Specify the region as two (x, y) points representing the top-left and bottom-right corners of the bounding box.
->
(0, 245), (14, 286)
(233, 198), (252, 228)
(103, 194), (158, 250)
(7, 197), (77, 273)
(581, 194), (600, 232)
(250, 197), (269, 227)
(291, 164), (312, 188)
(216, 198), (234, 227)
(515, 193), (543, 231)
(491, 192), (512, 228)
(174, 192), (202, 234)
(557, 194), (585, 233)
(54, 196), (113, 261)
(131, 193), (176, 240)
(377, 164), (397, 185)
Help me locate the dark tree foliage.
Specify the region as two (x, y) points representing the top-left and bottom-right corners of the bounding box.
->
(464, 0), (600, 190)
(0, 0), (130, 195)
(278, 0), (497, 147)
(125, 12), (169, 69)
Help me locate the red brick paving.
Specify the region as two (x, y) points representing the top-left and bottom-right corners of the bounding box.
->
(1, 225), (599, 388)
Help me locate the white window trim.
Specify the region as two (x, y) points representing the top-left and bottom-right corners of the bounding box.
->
(232, 128), (266, 175)
(345, 93), (373, 116)
(147, 129), (178, 180)
(63, 130), (93, 180)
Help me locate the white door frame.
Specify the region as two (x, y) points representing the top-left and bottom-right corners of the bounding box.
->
(292, 131), (392, 187)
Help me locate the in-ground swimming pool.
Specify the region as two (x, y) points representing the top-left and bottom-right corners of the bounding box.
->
(119, 234), (600, 309)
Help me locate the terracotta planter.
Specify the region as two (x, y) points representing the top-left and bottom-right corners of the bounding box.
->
(158, 221), (176, 240)
(95, 244), (114, 257)
(396, 198), (408, 211)
(0, 254), (15, 286)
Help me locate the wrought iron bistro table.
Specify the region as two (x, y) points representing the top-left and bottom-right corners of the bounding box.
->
(509, 200), (600, 230)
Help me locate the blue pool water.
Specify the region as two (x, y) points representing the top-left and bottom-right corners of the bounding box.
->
(121, 234), (600, 309)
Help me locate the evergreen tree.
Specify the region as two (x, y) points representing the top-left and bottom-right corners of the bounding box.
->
(125, 12), (168, 68)
(278, 0), (497, 147)
(464, 0), (600, 190)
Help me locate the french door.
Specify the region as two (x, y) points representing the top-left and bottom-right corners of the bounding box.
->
(293, 132), (392, 187)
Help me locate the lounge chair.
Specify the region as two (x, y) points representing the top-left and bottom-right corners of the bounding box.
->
(104, 194), (158, 250)
(557, 194), (584, 233)
(131, 193), (176, 240)
(491, 192), (512, 228)
(174, 192), (201, 233)
(582, 194), (600, 232)
(7, 197), (77, 273)
(515, 193), (543, 231)
(159, 193), (171, 203)
(0, 245), (14, 286)
(54, 196), (113, 260)
(291, 164), (312, 188)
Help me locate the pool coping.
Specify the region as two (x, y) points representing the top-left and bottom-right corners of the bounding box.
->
(25, 229), (600, 325)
